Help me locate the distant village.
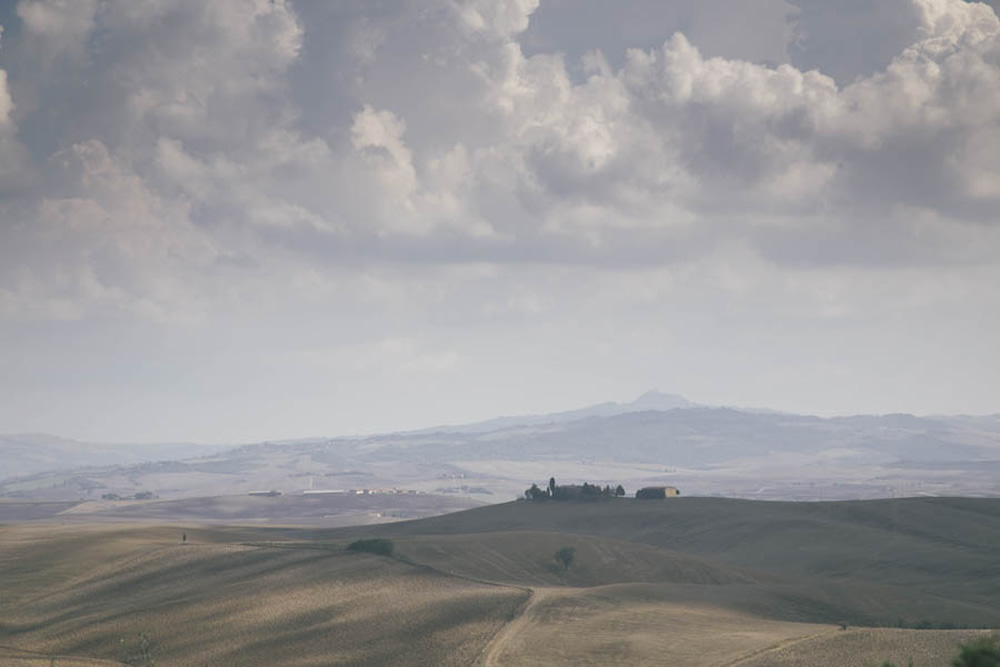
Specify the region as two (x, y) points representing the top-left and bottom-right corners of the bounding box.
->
(248, 488), (422, 497)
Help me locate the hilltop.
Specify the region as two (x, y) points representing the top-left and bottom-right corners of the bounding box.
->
(415, 390), (699, 434)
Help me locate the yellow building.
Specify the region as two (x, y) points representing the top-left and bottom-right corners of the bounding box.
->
(636, 486), (680, 499)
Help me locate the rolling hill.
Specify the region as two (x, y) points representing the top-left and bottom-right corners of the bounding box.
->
(0, 433), (230, 480)
(322, 496), (1000, 626)
(0, 524), (525, 666)
(0, 491), (483, 526)
(2, 496), (998, 665)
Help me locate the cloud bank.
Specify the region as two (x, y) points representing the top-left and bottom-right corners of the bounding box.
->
(1, 0), (999, 440)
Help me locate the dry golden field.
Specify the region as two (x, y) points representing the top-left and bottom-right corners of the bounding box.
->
(734, 627), (998, 666)
(0, 649), (121, 666)
(2, 496), (999, 666)
(0, 524), (526, 666)
(390, 530), (763, 588)
(477, 584), (833, 666)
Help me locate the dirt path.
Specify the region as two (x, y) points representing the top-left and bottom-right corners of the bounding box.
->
(244, 540), (541, 667)
(475, 588), (556, 667)
(720, 627), (840, 666)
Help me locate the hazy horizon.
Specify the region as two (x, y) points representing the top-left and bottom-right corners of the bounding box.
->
(5, 387), (999, 448)
(3, 0), (1000, 443)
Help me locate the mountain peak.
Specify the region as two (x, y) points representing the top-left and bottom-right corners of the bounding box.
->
(630, 390), (696, 410)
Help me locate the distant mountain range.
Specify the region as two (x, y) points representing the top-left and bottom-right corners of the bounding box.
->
(416, 390), (698, 434)
(2, 391), (999, 502)
(0, 433), (230, 480)
(0, 390), (697, 481)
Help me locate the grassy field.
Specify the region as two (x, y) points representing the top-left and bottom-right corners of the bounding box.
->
(5, 492), (483, 527)
(0, 650), (122, 665)
(333, 496), (1000, 621)
(390, 531), (763, 588)
(734, 627), (998, 666)
(477, 584), (834, 666)
(0, 501), (82, 522)
(2, 496), (998, 665)
(0, 525), (526, 666)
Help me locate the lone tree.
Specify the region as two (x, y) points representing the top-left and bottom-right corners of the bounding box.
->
(554, 546), (576, 571)
(549, 477), (557, 496)
(346, 538), (394, 557)
(615, 485), (626, 497)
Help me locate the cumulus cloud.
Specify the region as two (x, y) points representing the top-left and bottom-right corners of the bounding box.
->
(521, 0), (795, 70)
(456, 0), (540, 39)
(2, 0), (1000, 439)
(2, 0), (1000, 313)
(16, 0), (98, 61)
(1, 139), (216, 321)
(0, 69), (21, 179)
(0, 69), (12, 126)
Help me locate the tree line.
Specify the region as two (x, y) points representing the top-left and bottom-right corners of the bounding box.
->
(524, 477), (626, 501)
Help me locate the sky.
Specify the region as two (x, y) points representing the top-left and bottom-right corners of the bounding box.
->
(1, 0), (1000, 444)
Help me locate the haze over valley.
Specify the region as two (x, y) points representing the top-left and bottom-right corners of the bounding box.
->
(3, 392), (998, 523)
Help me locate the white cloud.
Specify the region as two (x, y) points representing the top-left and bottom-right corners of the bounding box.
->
(0, 69), (12, 126)
(2, 0), (1000, 439)
(1, 140), (216, 322)
(454, 0), (540, 39)
(0, 67), (23, 180)
(522, 0), (795, 71)
(16, 0), (98, 61)
(4, 0), (1000, 290)
(108, 0), (302, 149)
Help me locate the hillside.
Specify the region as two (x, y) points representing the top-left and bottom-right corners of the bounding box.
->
(0, 524), (527, 667)
(0, 433), (229, 480)
(474, 585), (993, 667)
(325, 496), (1000, 626)
(0, 493), (483, 527)
(2, 497), (998, 665)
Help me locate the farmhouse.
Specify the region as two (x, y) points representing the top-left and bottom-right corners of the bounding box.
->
(635, 486), (680, 499)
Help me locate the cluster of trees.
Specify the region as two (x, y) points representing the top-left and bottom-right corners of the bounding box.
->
(574, 482), (627, 499)
(101, 491), (155, 501)
(524, 477), (626, 501)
